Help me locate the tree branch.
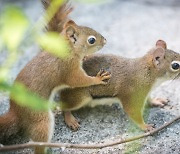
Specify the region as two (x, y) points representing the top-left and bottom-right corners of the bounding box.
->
(0, 115), (179, 152)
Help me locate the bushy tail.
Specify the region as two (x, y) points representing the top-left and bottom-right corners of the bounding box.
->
(0, 104), (19, 144)
(41, 0), (73, 32)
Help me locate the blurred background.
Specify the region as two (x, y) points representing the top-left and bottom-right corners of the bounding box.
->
(0, 0), (180, 153)
(1, 0), (180, 66)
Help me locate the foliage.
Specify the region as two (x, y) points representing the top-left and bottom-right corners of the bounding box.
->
(37, 32), (70, 58)
(0, 81), (50, 111)
(0, 6), (29, 51)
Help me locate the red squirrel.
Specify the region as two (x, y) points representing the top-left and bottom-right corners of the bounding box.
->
(59, 40), (180, 131)
(0, 0), (110, 153)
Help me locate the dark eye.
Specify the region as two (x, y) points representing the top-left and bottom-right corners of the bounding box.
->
(171, 61), (180, 71)
(87, 36), (96, 45)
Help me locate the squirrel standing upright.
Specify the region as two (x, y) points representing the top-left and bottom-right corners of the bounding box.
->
(59, 40), (180, 131)
(0, 0), (110, 153)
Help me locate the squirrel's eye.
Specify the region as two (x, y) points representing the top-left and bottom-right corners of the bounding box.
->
(87, 36), (96, 45)
(171, 61), (180, 71)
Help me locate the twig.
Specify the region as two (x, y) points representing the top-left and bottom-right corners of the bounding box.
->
(0, 115), (179, 152)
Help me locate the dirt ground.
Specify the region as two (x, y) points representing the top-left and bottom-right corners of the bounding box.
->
(0, 0), (180, 153)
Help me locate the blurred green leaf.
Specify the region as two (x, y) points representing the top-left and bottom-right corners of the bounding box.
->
(0, 81), (51, 111)
(0, 6), (29, 51)
(0, 69), (9, 81)
(37, 32), (70, 58)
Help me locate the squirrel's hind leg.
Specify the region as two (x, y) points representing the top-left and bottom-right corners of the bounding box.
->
(60, 88), (92, 130)
(120, 96), (154, 132)
(27, 112), (54, 154)
(64, 111), (80, 131)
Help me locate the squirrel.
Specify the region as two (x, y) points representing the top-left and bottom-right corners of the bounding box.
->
(59, 40), (180, 131)
(0, 0), (110, 153)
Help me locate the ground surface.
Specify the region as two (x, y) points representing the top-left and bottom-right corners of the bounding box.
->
(0, 0), (180, 153)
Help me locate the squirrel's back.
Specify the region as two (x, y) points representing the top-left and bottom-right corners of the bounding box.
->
(83, 54), (129, 77)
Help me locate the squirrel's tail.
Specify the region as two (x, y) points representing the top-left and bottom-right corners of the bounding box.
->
(41, 0), (73, 32)
(0, 103), (19, 144)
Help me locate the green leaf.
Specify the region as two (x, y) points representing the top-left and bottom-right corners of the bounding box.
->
(0, 81), (51, 111)
(37, 32), (70, 58)
(0, 6), (29, 51)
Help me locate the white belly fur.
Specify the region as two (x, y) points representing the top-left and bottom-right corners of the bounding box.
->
(86, 97), (122, 108)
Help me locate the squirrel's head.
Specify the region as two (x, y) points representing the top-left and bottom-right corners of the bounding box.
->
(62, 20), (106, 56)
(150, 40), (180, 80)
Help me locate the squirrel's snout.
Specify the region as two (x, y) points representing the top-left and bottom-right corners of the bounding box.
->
(103, 38), (107, 45)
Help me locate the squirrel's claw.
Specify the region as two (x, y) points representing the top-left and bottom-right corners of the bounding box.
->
(96, 69), (111, 85)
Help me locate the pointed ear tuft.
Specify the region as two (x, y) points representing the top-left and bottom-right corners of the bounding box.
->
(64, 20), (76, 29)
(153, 47), (165, 68)
(156, 40), (167, 49)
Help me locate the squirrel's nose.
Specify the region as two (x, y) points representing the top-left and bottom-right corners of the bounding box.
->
(103, 38), (107, 45)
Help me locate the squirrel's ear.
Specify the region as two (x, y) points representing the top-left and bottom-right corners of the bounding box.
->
(64, 20), (78, 44)
(64, 20), (77, 28)
(156, 40), (167, 49)
(64, 20), (77, 36)
(152, 47), (165, 68)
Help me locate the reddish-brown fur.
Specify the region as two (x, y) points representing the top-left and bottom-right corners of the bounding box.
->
(0, 0), (110, 153)
(59, 40), (180, 131)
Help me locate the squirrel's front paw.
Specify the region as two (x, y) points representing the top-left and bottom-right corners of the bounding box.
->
(150, 98), (169, 108)
(95, 69), (111, 85)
